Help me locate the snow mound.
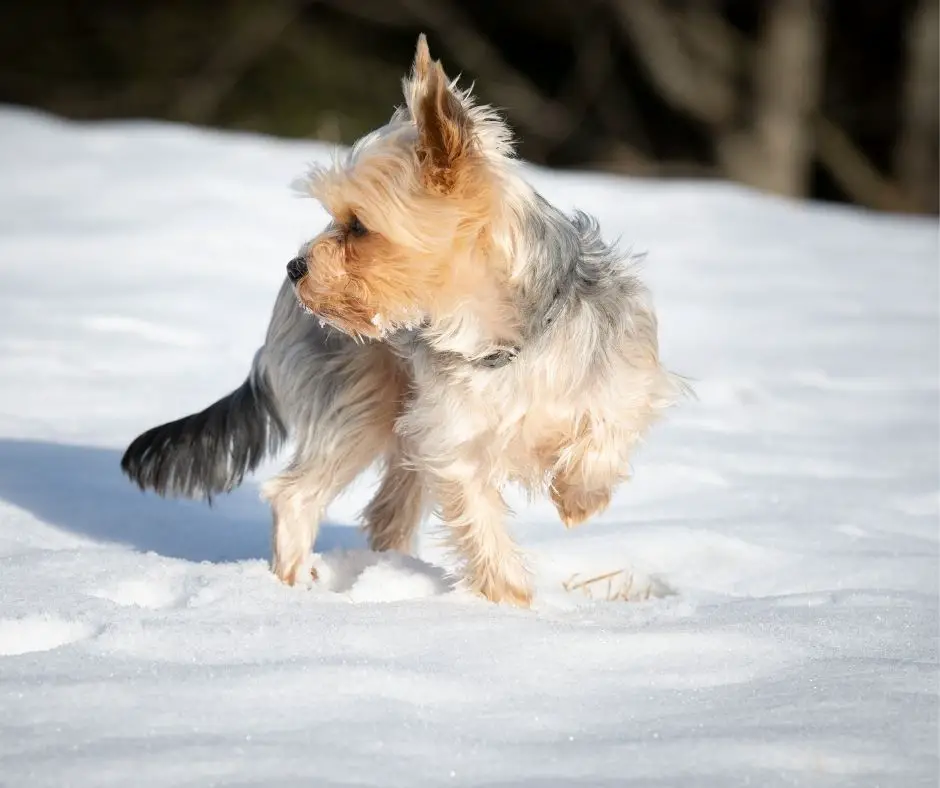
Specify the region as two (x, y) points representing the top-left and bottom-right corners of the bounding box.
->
(0, 107), (935, 787)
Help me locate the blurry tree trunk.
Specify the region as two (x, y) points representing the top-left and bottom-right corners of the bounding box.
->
(611, 0), (735, 126)
(614, 0), (823, 200)
(719, 0), (823, 197)
(895, 0), (939, 214)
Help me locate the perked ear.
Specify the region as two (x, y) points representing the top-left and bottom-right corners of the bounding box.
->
(403, 34), (474, 192)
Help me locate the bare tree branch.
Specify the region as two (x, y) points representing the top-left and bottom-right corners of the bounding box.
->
(680, 2), (740, 81)
(895, 0), (939, 213)
(173, 1), (305, 124)
(816, 117), (916, 213)
(609, 0), (736, 126)
(607, 0), (916, 210)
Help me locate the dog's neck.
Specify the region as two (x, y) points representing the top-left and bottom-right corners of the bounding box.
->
(410, 185), (584, 368)
(407, 284), (564, 371)
(417, 290), (522, 366)
(394, 181), (592, 369)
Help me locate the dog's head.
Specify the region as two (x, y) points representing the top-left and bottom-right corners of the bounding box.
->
(288, 35), (521, 340)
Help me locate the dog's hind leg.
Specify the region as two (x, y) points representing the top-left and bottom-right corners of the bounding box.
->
(362, 437), (426, 554)
(262, 344), (404, 585)
(265, 444), (382, 585)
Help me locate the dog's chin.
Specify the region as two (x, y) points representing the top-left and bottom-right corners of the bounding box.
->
(293, 285), (429, 340)
(294, 294), (384, 340)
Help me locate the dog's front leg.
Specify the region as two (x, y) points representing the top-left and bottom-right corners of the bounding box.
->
(434, 476), (532, 607)
(549, 429), (622, 528)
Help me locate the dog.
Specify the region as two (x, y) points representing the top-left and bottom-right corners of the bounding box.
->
(121, 35), (685, 606)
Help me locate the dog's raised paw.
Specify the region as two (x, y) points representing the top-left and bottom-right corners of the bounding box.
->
(550, 483), (612, 528)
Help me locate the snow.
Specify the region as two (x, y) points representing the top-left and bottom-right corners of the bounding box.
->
(0, 105), (936, 787)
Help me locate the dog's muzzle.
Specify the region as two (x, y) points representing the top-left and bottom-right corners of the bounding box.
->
(286, 256), (308, 283)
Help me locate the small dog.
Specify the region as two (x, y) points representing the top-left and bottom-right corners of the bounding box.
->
(122, 35), (685, 605)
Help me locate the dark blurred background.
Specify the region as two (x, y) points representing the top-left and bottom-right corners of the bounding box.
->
(1, 0), (937, 214)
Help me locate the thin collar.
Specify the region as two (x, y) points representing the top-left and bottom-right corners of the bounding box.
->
(475, 346), (519, 368)
(406, 287), (563, 370)
(468, 287), (563, 370)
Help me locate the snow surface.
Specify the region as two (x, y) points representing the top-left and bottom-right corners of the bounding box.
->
(0, 106), (937, 787)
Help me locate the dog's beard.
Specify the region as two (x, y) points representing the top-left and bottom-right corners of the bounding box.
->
(369, 308), (426, 338)
(292, 290), (358, 336)
(295, 289), (426, 341)
(294, 294), (315, 316)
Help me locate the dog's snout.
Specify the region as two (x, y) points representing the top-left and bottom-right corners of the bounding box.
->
(286, 256), (308, 283)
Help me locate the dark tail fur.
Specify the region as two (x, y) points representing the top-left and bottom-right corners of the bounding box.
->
(120, 371), (286, 501)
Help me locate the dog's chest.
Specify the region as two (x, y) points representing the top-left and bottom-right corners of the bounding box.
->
(405, 354), (585, 485)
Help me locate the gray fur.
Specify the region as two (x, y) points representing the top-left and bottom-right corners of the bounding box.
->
(121, 193), (655, 502)
(518, 194), (647, 349)
(120, 362), (285, 501)
(120, 278), (358, 501)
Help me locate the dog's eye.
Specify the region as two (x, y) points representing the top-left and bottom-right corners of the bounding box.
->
(348, 216), (368, 238)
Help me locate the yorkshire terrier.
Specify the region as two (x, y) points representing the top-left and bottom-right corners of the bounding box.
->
(122, 35), (685, 606)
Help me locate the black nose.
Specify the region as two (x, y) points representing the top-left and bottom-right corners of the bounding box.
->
(286, 256), (308, 283)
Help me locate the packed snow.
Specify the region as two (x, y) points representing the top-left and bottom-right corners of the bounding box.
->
(0, 106), (936, 787)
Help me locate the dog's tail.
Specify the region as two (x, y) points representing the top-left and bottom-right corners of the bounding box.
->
(120, 366), (286, 501)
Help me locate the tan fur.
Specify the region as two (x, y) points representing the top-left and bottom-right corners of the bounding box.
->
(436, 479), (532, 607)
(273, 35), (682, 603)
(361, 437), (426, 553)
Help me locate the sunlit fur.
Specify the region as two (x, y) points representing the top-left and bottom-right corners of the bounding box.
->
(122, 35), (687, 605)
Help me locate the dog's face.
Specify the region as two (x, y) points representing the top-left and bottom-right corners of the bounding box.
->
(289, 35), (515, 339)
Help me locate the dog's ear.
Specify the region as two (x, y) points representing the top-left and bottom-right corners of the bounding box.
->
(404, 34), (474, 192)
